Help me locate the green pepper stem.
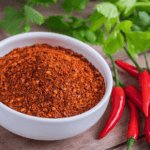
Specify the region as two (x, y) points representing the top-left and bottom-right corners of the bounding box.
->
(109, 55), (119, 87)
(144, 52), (150, 73)
(124, 47), (143, 73)
(113, 77), (126, 88)
(127, 137), (136, 150)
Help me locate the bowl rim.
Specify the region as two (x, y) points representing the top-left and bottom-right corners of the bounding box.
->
(0, 32), (113, 123)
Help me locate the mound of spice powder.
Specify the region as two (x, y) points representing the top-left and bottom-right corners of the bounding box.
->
(0, 44), (105, 118)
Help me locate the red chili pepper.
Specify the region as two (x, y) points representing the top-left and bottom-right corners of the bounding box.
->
(138, 70), (150, 117)
(127, 100), (139, 150)
(98, 86), (125, 139)
(124, 85), (143, 112)
(123, 48), (150, 117)
(144, 110), (150, 143)
(115, 60), (138, 78)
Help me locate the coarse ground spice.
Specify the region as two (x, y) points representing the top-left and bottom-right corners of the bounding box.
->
(0, 44), (105, 118)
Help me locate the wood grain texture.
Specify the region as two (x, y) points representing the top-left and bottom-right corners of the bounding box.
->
(0, 0), (150, 149)
(112, 137), (149, 150)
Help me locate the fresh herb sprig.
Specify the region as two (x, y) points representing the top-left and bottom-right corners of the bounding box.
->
(0, 0), (150, 57)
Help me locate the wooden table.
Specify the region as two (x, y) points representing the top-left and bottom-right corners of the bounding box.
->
(0, 1), (149, 149)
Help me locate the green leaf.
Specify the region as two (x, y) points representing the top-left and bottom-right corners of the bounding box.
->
(76, 23), (98, 44)
(17, 21), (31, 34)
(62, 0), (89, 14)
(94, 28), (105, 45)
(126, 34), (138, 57)
(26, 0), (35, 6)
(90, 12), (105, 31)
(78, 29), (85, 37)
(94, 2), (119, 19)
(69, 16), (87, 29)
(138, 11), (150, 27)
(24, 5), (45, 25)
(116, 20), (133, 32)
(146, 27), (150, 33)
(72, 19), (81, 29)
(104, 19), (112, 34)
(103, 30), (124, 55)
(104, 17), (118, 34)
(63, 30), (72, 36)
(61, 0), (73, 14)
(29, 0), (57, 6)
(72, 30), (87, 43)
(0, 6), (30, 35)
(84, 30), (97, 44)
(72, 0), (90, 11)
(129, 11), (150, 31)
(135, 2), (150, 14)
(45, 16), (71, 30)
(101, 0), (118, 2)
(129, 15), (140, 27)
(126, 31), (150, 57)
(120, 21), (133, 32)
(116, 0), (136, 17)
(132, 24), (143, 31)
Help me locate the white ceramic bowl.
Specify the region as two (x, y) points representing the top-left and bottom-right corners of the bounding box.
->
(0, 32), (113, 140)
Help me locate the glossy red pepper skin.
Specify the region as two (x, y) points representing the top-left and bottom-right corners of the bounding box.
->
(98, 86), (125, 139)
(124, 85), (143, 112)
(127, 100), (139, 150)
(116, 61), (150, 117)
(144, 110), (150, 143)
(115, 60), (138, 78)
(138, 70), (150, 117)
(127, 100), (139, 139)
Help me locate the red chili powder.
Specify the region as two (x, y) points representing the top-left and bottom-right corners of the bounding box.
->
(0, 44), (105, 118)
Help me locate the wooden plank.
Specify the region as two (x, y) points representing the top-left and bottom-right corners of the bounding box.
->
(112, 136), (149, 150)
(0, 0), (150, 150)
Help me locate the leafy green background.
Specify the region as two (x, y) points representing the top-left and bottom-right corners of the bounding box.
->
(1, 0), (150, 57)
